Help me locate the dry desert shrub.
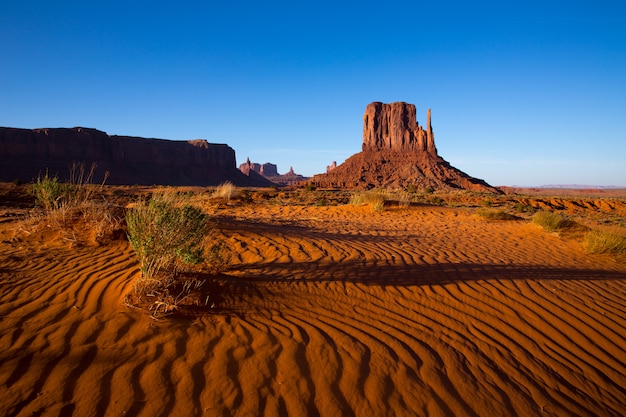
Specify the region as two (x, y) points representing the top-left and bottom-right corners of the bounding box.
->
(125, 192), (229, 317)
(476, 208), (519, 221)
(532, 210), (570, 232)
(350, 190), (386, 212)
(212, 181), (237, 202)
(583, 230), (626, 254)
(126, 193), (208, 283)
(19, 163), (121, 244)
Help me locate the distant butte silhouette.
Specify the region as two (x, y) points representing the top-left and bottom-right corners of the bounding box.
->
(0, 127), (274, 186)
(310, 102), (501, 192)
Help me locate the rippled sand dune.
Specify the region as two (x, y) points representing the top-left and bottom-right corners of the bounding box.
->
(1, 203), (625, 416)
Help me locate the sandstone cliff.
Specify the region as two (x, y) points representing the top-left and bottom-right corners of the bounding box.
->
(0, 127), (274, 186)
(311, 102), (500, 192)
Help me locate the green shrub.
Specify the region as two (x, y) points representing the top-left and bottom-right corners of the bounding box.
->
(424, 186), (435, 194)
(406, 184), (418, 194)
(583, 230), (626, 254)
(532, 210), (569, 232)
(126, 194), (209, 285)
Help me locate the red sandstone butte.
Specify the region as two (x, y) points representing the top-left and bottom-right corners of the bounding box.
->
(310, 102), (500, 192)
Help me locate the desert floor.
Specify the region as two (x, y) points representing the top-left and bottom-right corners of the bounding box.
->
(1, 185), (625, 416)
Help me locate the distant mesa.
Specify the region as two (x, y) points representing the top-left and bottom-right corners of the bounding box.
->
(239, 158), (308, 186)
(0, 127), (274, 187)
(310, 102), (500, 193)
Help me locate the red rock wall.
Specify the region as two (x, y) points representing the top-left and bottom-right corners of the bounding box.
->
(0, 127), (272, 186)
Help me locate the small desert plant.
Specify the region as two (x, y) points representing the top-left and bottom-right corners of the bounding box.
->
(430, 196), (444, 206)
(349, 190), (386, 212)
(213, 181), (237, 202)
(476, 209), (518, 220)
(126, 194), (209, 285)
(515, 202), (535, 214)
(31, 163), (108, 212)
(532, 210), (569, 232)
(349, 192), (365, 206)
(31, 171), (68, 210)
(24, 164), (119, 244)
(406, 184), (418, 194)
(582, 230), (626, 254)
(368, 192), (386, 212)
(423, 186), (435, 194)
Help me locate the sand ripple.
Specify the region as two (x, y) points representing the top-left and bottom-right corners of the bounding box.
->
(1, 205), (625, 416)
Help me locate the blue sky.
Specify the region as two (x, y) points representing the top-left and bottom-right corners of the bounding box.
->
(1, 1), (625, 186)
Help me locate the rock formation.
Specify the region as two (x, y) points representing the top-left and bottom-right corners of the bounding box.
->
(310, 102), (500, 192)
(362, 102), (436, 154)
(239, 158), (308, 186)
(0, 127), (274, 186)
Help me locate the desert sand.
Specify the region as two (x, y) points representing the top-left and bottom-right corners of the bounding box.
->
(1, 186), (625, 416)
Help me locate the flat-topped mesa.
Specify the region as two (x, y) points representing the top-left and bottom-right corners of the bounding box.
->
(362, 102), (436, 154)
(0, 127), (275, 186)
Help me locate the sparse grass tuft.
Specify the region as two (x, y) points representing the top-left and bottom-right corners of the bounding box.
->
(22, 164), (120, 244)
(430, 196), (444, 206)
(350, 190), (386, 212)
(213, 181), (237, 202)
(515, 202), (535, 214)
(532, 210), (570, 232)
(349, 192), (365, 206)
(582, 230), (626, 254)
(476, 209), (518, 221)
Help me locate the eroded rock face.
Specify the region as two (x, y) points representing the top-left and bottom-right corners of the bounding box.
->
(310, 102), (500, 192)
(0, 127), (274, 186)
(362, 102), (436, 154)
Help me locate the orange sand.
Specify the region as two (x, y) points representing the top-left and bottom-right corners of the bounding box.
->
(1, 200), (625, 416)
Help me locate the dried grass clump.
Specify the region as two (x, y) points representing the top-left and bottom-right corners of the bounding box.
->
(532, 210), (569, 232)
(476, 209), (519, 221)
(350, 190), (386, 212)
(212, 181), (237, 202)
(20, 163), (121, 244)
(583, 230), (626, 254)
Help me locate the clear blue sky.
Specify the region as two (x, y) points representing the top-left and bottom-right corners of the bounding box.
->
(1, 1), (625, 186)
